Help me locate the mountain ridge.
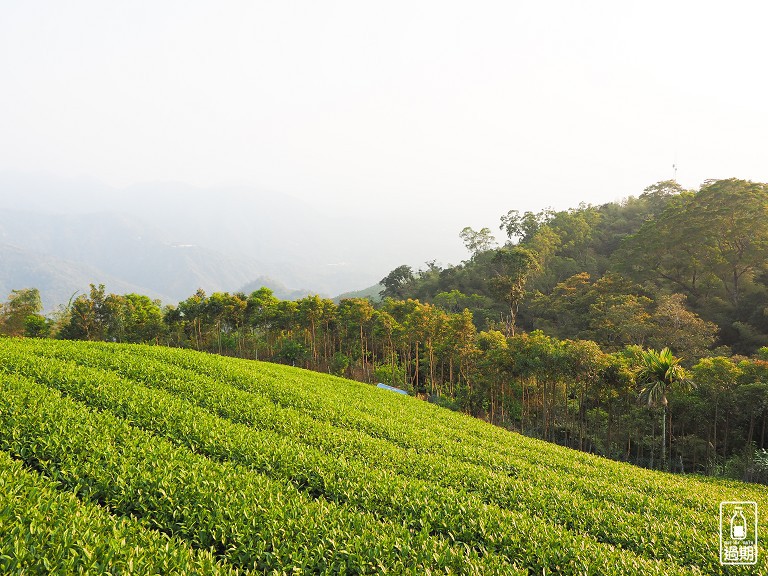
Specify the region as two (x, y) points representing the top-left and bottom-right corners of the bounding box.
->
(0, 171), (467, 306)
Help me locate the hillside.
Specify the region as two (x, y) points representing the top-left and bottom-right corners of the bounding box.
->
(385, 178), (768, 356)
(333, 282), (383, 303)
(239, 276), (321, 301)
(0, 243), (165, 310)
(0, 338), (764, 574)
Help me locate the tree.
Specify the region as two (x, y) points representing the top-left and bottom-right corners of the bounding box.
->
(59, 284), (108, 341)
(499, 209), (553, 243)
(619, 191), (711, 299)
(692, 356), (742, 462)
(379, 265), (415, 300)
(584, 273), (655, 348)
(622, 179), (768, 308)
(638, 179), (684, 216)
(562, 339), (608, 451)
(105, 293), (164, 344)
(543, 206), (601, 270)
(274, 336), (307, 366)
(23, 313), (50, 338)
(487, 247), (539, 336)
(738, 357), (768, 453)
(381, 298), (421, 389)
(405, 301), (446, 395)
(338, 298), (375, 379)
(637, 347), (690, 471)
(0, 288), (43, 336)
(203, 292), (247, 353)
(298, 295), (326, 363)
(374, 309), (403, 388)
(690, 179), (768, 306)
(528, 272), (593, 337)
(647, 294), (717, 360)
(459, 226), (497, 257)
(475, 330), (510, 422)
(246, 287), (280, 358)
(58, 286), (164, 344)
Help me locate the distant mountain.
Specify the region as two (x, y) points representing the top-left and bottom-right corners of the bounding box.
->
(0, 243), (162, 311)
(238, 277), (320, 301)
(112, 181), (400, 295)
(0, 209), (266, 308)
(333, 283), (383, 303)
(0, 171), (466, 308)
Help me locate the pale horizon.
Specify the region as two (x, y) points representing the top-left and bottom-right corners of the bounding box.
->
(2, 1), (768, 294)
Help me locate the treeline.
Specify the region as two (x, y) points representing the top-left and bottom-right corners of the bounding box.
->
(2, 177), (768, 483)
(2, 281), (768, 483)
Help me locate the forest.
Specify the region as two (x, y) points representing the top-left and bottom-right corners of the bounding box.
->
(3, 177), (768, 483)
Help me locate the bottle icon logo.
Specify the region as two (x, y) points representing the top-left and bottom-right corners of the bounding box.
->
(720, 501), (758, 565)
(731, 507), (747, 540)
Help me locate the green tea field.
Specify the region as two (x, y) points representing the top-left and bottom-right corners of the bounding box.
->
(0, 338), (765, 574)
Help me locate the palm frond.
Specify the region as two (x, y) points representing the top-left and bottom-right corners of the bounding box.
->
(636, 347), (689, 406)
(639, 379), (666, 407)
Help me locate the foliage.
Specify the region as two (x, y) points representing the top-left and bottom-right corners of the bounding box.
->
(329, 351), (350, 376)
(23, 313), (50, 338)
(1, 338), (767, 573)
(487, 247), (539, 336)
(459, 226), (498, 256)
(637, 348), (689, 409)
(379, 265), (415, 300)
(0, 451), (230, 575)
(0, 288), (43, 337)
(637, 348), (690, 472)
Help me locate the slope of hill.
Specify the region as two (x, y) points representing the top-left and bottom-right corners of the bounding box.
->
(333, 282), (383, 303)
(0, 243), (168, 310)
(0, 338), (764, 574)
(238, 276), (320, 301)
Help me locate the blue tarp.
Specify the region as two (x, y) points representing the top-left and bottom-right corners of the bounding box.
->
(376, 383), (408, 395)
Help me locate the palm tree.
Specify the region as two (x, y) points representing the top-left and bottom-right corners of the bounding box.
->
(637, 347), (690, 471)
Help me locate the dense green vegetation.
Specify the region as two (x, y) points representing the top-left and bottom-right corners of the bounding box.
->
(0, 338), (765, 573)
(0, 450), (230, 575)
(3, 178), (768, 482)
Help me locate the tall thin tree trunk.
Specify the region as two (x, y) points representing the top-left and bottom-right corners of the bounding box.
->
(626, 432), (631, 461)
(713, 401), (719, 461)
(747, 414), (755, 448)
(662, 403), (667, 472)
(360, 324), (365, 379)
(414, 341), (419, 392)
(667, 404), (673, 472)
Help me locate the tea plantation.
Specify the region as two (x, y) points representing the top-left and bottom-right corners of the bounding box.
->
(0, 338), (765, 574)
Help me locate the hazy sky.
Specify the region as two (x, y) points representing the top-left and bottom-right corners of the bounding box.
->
(2, 1), (767, 250)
